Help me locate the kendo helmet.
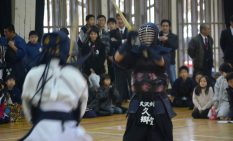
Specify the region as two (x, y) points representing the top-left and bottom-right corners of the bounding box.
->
(138, 23), (159, 47)
(41, 31), (69, 65)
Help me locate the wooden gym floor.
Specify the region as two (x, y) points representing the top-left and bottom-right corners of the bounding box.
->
(0, 108), (233, 141)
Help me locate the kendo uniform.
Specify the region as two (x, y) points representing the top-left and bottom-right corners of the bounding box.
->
(115, 23), (176, 141)
(19, 32), (91, 141)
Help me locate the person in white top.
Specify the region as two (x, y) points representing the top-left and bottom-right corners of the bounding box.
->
(19, 31), (92, 141)
(192, 75), (214, 119)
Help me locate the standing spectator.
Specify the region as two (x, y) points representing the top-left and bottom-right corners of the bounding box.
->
(96, 15), (110, 55)
(115, 14), (132, 102)
(159, 19), (178, 85)
(107, 18), (122, 82)
(116, 13), (128, 43)
(220, 15), (233, 66)
(188, 23), (213, 79)
(96, 15), (110, 74)
(0, 24), (26, 91)
(80, 26), (106, 76)
(192, 76), (214, 119)
(78, 15), (95, 48)
(24, 31), (42, 72)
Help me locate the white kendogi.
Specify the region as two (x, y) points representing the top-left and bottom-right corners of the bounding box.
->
(20, 31), (92, 141)
(21, 58), (92, 141)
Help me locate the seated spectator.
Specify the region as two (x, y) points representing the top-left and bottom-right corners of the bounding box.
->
(5, 75), (23, 122)
(193, 72), (203, 87)
(170, 66), (195, 109)
(88, 68), (100, 92)
(209, 63), (232, 120)
(192, 76), (214, 119)
(24, 31), (42, 72)
(89, 75), (122, 116)
(5, 75), (21, 104)
(0, 84), (10, 124)
(226, 72), (233, 120)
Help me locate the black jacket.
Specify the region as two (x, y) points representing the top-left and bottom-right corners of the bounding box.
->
(171, 77), (195, 98)
(188, 34), (214, 69)
(226, 87), (233, 118)
(159, 32), (178, 64)
(220, 28), (233, 64)
(81, 40), (106, 75)
(108, 29), (122, 56)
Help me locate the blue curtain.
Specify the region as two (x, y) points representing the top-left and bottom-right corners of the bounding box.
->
(223, 0), (233, 27)
(0, 0), (12, 36)
(35, 0), (45, 41)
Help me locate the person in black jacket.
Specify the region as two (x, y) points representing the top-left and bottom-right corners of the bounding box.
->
(226, 72), (233, 120)
(188, 24), (214, 79)
(80, 26), (106, 76)
(159, 19), (178, 85)
(220, 15), (233, 66)
(170, 66), (195, 109)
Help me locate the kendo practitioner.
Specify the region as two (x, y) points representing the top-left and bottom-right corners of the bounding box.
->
(114, 23), (176, 141)
(19, 31), (91, 141)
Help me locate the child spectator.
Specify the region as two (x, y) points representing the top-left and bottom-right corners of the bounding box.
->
(78, 14), (95, 47)
(0, 83), (10, 124)
(192, 76), (214, 118)
(210, 63), (232, 120)
(80, 26), (106, 76)
(89, 75), (122, 116)
(5, 75), (21, 104)
(193, 72), (203, 87)
(107, 18), (122, 81)
(226, 72), (233, 120)
(5, 75), (22, 122)
(88, 68), (100, 92)
(24, 31), (42, 72)
(170, 66), (195, 109)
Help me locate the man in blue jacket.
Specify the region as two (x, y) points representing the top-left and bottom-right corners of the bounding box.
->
(0, 24), (26, 91)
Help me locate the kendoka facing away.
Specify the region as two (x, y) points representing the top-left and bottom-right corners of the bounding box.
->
(19, 31), (92, 141)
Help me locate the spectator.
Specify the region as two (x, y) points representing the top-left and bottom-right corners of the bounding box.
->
(192, 76), (214, 119)
(188, 23), (213, 79)
(226, 72), (233, 120)
(80, 26), (106, 76)
(107, 18), (122, 81)
(96, 15), (110, 55)
(0, 24), (26, 91)
(78, 14), (95, 48)
(210, 63), (232, 120)
(24, 31), (42, 72)
(220, 15), (233, 66)
(116, 13), (128, 43)
(170, 66), (195, 109)
(5, 75), (21, 105)
(159, 19), (178, 85)
(94, 75), (122, 116)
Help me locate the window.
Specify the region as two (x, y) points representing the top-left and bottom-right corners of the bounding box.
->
(147, 0), (155, 23)
(131, 0), (135, 24)
(115, 0), (125, 12)
(43, 0), (87, 37)
(177, 0), (225, 72)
